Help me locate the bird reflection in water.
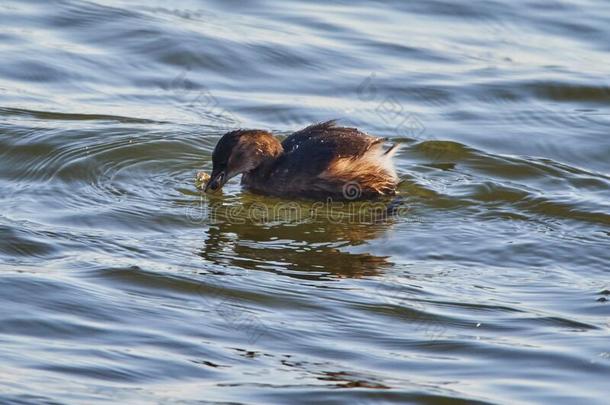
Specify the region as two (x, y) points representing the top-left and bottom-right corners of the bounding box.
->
(197, 193), (405, 278)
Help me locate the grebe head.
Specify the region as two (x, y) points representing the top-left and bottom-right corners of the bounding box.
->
(205, 129), (282, 192)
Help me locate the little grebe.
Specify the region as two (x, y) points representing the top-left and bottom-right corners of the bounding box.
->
(204, 120), (399, 200)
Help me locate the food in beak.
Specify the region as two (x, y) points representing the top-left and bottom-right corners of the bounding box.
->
(204, 172), (225, 192)
(195, 171), (211, 191)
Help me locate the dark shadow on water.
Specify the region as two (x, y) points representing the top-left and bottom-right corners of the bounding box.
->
(195, 193), (399, 279)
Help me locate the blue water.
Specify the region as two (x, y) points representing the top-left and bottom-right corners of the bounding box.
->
(1, 0), (609, 403)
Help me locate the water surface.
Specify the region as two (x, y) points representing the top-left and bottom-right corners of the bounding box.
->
(1, 0), (609, 403)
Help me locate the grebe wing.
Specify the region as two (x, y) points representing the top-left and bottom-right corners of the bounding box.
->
(275, 121), (384, 177)
(282, 120), (338, 152)
(283, 120), (380, 152)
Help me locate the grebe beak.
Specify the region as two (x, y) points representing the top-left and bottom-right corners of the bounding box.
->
(205, 171), (225, 192)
